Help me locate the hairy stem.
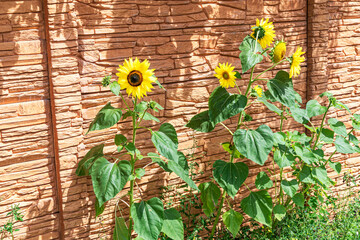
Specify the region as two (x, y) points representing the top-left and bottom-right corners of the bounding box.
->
(312, 102), (331, 149)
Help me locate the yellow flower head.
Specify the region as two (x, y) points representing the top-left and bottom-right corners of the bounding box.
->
(251, 18), (276, 49)
(271, 40), (286, 63)
(116, 57), (157, 99)
(289, 47), (306, 78)
(254, 85), (263, 97)
(214, 62), (236, 88)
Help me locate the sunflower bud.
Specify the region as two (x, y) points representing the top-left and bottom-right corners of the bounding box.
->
(270, 40), (287, 64)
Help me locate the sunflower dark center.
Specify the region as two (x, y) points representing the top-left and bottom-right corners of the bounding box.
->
(254, 26), (266, 40)
(223, 72), (229, 80)
(127, 70), (143, 86)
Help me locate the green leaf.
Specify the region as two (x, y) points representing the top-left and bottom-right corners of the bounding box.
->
(168, 161), (198, 190)
(113, 217), (129, 240)
(161, 208), (184, 240)
(281, 179), (298, 198)
(255, 172), (273, 190)
(110, 81), (121, 96)
(76, 144), (104, 176)
(352, 114), (360, 130)
(213, 160), (248, 198)
(235, 71), (242, 79)
(155, 79), (165, 90)
(273, 205), (286, 221)
(241, 190), (273, 227)
(335, 135), (355, 154)
(208, 86), (247, 124)
(115, 134), (127, 146)
(239, 35), (263, 73)
(199, 182), (221, 217)
(292, 193), (304, 208)
(267, 71), (296, 107)
(151, 131), (178, 162)
(294, 145), (317, 164)
(223, 209), (243, 237)
(131, 198), (164, 240)
(142, 112), (160, 122)
(328, 118), (347, 137)
(88, 103), (122, 133)
(274, 149), (296, 168)
(258, 97), (282, 115)
(329, 161), (341, 174)
(299, 166), (316, 184)
(177, 151), (189, 172)
(320, 128), (334, 144)
(186, 111), (216, 133)
(95, 198), (105, 217)
(306, 100), (327, 119)
(147, 153), (171, 173)
(312, 166), (331, 187)
(234, 125), (274, 165)
(221, 142), (243, 159)
(159, 123), (178, 146)
(91, 158), (130, 206)
(135, 168), (145, 179)
(289, 106), (309, 124)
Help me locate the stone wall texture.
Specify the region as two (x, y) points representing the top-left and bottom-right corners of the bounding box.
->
(0, 0), (359, 239)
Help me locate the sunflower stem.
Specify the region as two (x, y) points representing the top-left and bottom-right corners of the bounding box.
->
(253, 58), (287, 81)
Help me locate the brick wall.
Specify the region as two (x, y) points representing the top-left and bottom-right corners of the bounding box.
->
(0, 0), (359, 239)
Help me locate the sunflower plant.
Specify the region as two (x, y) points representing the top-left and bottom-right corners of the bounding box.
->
(186, 18), (360, 238)
(76, 58), (198, 240)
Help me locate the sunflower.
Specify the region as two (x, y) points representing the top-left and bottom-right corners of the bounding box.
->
(289, 47), (305, 78)
(251, 18), (276, 49)
(214, 63), (236, 88)
(270, 40), (286, 63)
(116, 58), (156, 99)
(254, 85), (263, 97)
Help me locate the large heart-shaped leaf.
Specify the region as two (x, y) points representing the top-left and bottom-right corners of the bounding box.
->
(292, 193), (305, 208)
(281, 179), (298, 198)
(151, 124), (178, 162)
(76, 144), (104, 176)
(234, 125), (274, 165)
(213, 160), (248, 198)
(131, 198), (164, 240)
(199, 182), (221, 217)
(88, 102), (123, 133)
(209, 86), (247, 124)
(91, 158), (130, 206)
(312, 166), (331, 187)
(306, 100), (327, 119)
(267, 71), (296, 107)
(239, 36), (263, 73)
(241, 190), (273, 227)
(299, 166), (316, 184)
(186, 110), (216, 133)
(113, 217), (129, 240)
(223, 209), (243, 237)
(161, 208), (184, 240)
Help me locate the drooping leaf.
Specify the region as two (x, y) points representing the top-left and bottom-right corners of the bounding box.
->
(199, 182), (221, 217)
(95, 198), (105, 217)
(328, 118), (347, 137)
(255, 171), (273, 190)
(335, 135), (355, 154)
(306, 100), (327, 119)
(209, 86), (247, 124)
(213, 160), (248, 198)
(234, 125), (274, 165)
(142, 112), (160, 122)
(131, 198), (164, 240)
(161, 208), (184, 240)
(329, 161), (341, 174)
(151, 130), (178, 162)
(91, 158), (130, 206)
(223, 209), (243, 237)
(168, 161), (198, 190)
(76, 144), (104, 176)
(320, 128), (334, 144)
(147, 153), (171, 173)
(88, 102), (123, 133)
(113, 217), (129, 240)
(159, 123), (178, 146)
(273, 204), (286, 221)
(177, 151), (189, 172)
(186, 110), (215, 133)
(239, 35), (263, 73)
(258, 97), (282, 115)
(267, 71), (296, 107)
(290, 106), (309, 124)
(292, 193), (305, 208)
(241, 190), (273, 227)
(115, 134), (127, 146)
(281, 179), (298, 198)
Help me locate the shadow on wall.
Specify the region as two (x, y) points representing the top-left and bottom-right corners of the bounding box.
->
(0, 0), (60, 239)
